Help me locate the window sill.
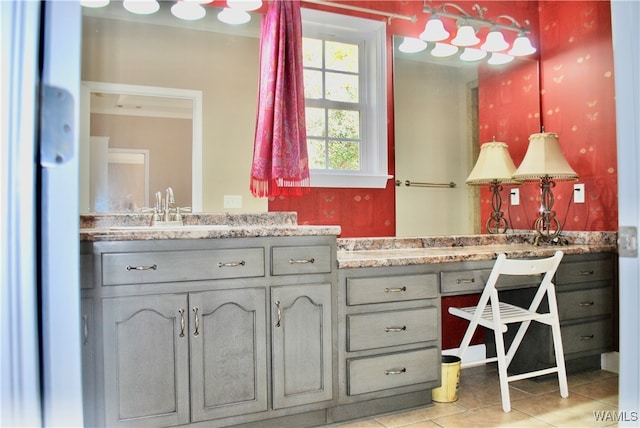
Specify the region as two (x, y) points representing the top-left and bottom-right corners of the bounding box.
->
(309, 172), (393, 189)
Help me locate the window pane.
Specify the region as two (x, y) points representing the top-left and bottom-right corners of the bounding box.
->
(326, 41), (358, 73)
(326, 72), (358, 102)
(328, 109), (359, 139)
(328, 140), (360, 170)
(306, 107), (325, 137)
(307, 139), (326, 169)
(303, 37), (323, 68)
(304, 69), (323, 99)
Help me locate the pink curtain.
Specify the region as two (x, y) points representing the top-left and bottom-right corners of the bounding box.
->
(250, 0), (310, 197)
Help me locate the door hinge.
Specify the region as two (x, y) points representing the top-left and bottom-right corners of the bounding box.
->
(40, 84), (74, 167)
(618, 226), (637, 258)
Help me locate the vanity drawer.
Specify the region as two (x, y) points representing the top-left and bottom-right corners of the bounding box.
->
(562, 318), (614, 355)
(556, 258), (614, 285)
(347, 307), (438, 352)
(271, 245), (332, 275)
(440, 269), (539, 295)
(558, 287), (613, 321)
(347, 274), (438, 306)
(102, 248), (265, 285)
(347, 347), (439, 396)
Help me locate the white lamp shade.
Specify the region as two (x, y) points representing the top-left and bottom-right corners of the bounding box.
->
(123, 0), (159, 15)
(509, 35), (537, 56)
(451, 25), (480, 47)
(460, 47), (487, 62)
(419, 17), (450, 42)
(430, 43), (459, 57)
(467, 141), (519, 184)
(171, 1), (206, 20)
(512, 132), (578, 180)
(218, 8), (251, 24)
(398, 37), (428, 53)
(488, 52), (514, 65)
(481, 30), (509, 52)
(227, 0), (262, 11)
(81, 0), (110, 8)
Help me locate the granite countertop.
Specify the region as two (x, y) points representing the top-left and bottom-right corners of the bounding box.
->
(336, 232), (618, 269)
(79, 212), (341, 242)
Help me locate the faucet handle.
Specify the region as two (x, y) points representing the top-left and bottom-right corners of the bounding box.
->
(174, 206), (191, 223)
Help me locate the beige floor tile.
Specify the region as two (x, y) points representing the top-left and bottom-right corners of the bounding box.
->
(455, 372), (532, 410)
(331, 418), (384, 427)
(432, 404), (553, 427)
(572, 376), (619, 407)
(374, 402), (466, 427)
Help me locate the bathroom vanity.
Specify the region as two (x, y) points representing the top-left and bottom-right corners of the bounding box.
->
(80, 214), (617, 427)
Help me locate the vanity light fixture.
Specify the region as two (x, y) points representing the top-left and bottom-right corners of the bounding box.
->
(480, 28), (509, 52)
(509, 33), (537, 56)
(419, 15), (450, 42)
(512, 132), (578, 242)
(460, 47), (487, 62)
(487, 52), (514, 65)
(466, 140), (520, 234)
(398, 37), (428, 53)
(451, 23), (480, 47)
(430, 42), (459, 57)
(123, 0), (160, 15)
(171, 0), (207, 20)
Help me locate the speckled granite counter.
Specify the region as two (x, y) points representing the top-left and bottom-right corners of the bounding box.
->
(336, 232), (617, 269)
(79, 212), (341, 242)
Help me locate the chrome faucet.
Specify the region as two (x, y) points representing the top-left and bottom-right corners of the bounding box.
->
(163, 187), (175, 222)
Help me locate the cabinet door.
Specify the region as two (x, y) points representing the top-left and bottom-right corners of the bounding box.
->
(102, 294), (190, 427)
(271, 283), (333, 409)
(189, 288), (268, 422)
(80, 298), (97, 428)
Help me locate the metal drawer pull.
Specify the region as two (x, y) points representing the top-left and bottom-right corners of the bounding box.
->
(457, 278), (475, 284)
(275, 300), (282, 328)
(192, 306), (200, 337)
(385, 368), (407, 375)
(579, 301), (595, 307)
(218, 261), (245, 268)
(82, 315), (89, 345)
(179, 309), (185, 337)
(126, 264), (157, 271)
(579, 270), (595, 275)
(385, 326), (407, 333)
(385, 286), (407, 293)
(579, 334), (595, 340)
(289, 258), (315, 264)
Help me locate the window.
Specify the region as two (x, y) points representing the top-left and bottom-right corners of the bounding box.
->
(301, 9), (389, 188)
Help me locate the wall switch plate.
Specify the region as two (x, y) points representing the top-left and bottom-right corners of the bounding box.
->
(573, 183), (585, 203)
(510, 188), (520, 205)
(223, 195), (242, 209)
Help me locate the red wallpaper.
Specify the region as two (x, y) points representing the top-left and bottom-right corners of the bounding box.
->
(270, 1), (617, 237)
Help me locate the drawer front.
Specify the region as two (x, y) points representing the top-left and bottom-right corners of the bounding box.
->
(441, 269), (540, 295)
(562, 319), (614, 355)
(271, 245), (331, 275)
(558, 287), (613, 321)
(347, 274), (438, 306)
(102, 248), (265, 285)
(347, 347), (439, 396)
(557, 259), (613, 285)
(347, 307), (438, 352)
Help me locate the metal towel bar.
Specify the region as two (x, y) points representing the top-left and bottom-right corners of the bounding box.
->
(395, 179), (456, 188)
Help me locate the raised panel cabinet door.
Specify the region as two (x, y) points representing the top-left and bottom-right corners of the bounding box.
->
(271, 283), (333, 409)
(102, 294), (190, 427)
(80, 298), (97, 428)
(189, 288), (268, 422)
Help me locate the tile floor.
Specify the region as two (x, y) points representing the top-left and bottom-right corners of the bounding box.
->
(331, 366), (619, 427)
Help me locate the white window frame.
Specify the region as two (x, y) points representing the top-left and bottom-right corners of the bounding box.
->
(301, 8), (391, 188)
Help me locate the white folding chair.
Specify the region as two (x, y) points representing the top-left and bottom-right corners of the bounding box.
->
(449, 251), (568, 412)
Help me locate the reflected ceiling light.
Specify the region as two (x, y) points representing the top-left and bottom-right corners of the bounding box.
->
(398, 37), (428, 53)
(481, 29), (509, 52)
(430, 43), (459, 57)
(218, 7), (251, 24)
(123, 0), (160, 15)
(508, 34), (537, 56)
(171, 0), (207, 20)
(459, 47), (487, 61)
(451, 24), (480, 47)
(80, 0), (110, 7)
(227, 0), (262, 11)
(419, 16), (450, 42)
(487, 52), (514, 65)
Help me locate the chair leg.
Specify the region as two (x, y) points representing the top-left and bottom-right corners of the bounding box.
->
(493, 326), (511, 412)
(550, 321), (569, 398)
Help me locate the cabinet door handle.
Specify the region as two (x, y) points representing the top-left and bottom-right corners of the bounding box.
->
(82, 315), (89, 345)
(179, 309), (185, 337)
(218, 261), (245, 268)
(192, 306), (200, 337)
(385, 368), (407, 375)
(385, 286), (407, 293)
(579, 301), (595, 307)
(126, 263), (157, 271)
(579, 334), (595, 340)
(456, 278), (475, 284)
(289, 258), (315, 264)
(275, 300), (282, 328)
(579, 270), (595, 275)
(384, 326), (407, 333)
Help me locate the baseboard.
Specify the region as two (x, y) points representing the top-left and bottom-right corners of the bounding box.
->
(601, 351), (619, 373)
(443, 344), (486, 367)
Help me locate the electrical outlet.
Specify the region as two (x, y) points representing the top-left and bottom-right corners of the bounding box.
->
(223, 195), (242, 209)
(510, 188), (520, 205)
(573, 183), (585, 204)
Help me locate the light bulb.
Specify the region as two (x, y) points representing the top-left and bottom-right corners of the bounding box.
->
(481, 29), (509, 52)
(398, 37), (428, 53)
(451, 25), (480, 47)
(508, 35), (537, 56)
(419, 16), (450, 42)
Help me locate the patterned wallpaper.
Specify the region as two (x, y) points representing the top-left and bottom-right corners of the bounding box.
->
(271, 1), (617, 238)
